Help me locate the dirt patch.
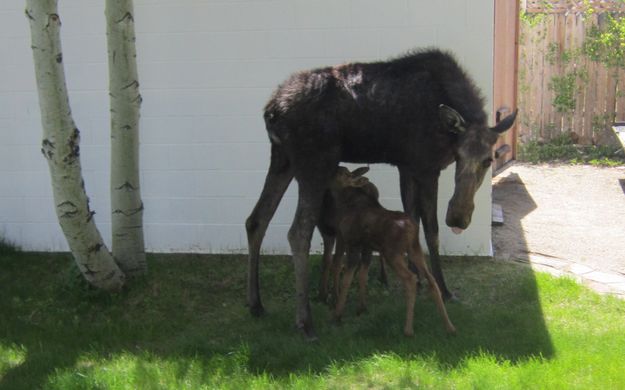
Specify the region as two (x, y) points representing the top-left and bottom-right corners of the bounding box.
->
(492, 163), (625, 276)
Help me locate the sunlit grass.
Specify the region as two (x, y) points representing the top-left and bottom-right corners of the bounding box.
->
(0, 343), (26, 379)
(1, 252), (624, 389)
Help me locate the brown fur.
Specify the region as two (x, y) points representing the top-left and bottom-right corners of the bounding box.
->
(329, 167), (456, 336)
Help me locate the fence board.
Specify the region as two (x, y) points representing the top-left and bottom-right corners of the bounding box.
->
(583, 59), (598, 143)
(553, 13), (567, 133)
(617, 69), (625, 121)
(596, 65), (608, 121)
(541, 17), (555, 138)
(572, 15), (586, 135)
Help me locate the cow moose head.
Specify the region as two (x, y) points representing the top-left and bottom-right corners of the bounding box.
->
(439, 104), (518, 233)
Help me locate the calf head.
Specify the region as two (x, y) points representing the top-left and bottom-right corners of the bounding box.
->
(330, 166), (378, 198)
(439, 104), (517, 233)
(331, 166), (370, 191)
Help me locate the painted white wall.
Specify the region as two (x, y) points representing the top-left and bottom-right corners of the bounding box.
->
(0, 0), (495, 255)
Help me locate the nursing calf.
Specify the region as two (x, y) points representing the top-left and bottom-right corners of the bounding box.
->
(317, 166), (387, 303)
(329, 167), (456, 336)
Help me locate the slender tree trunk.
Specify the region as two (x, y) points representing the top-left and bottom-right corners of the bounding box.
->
(105, 0), (146, 276)
(26, 0), (125, 291)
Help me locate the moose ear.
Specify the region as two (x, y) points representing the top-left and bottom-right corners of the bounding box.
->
(351, 166), (370, 177)
(439, 104), (466, 134)
(490, 109), (518, 134)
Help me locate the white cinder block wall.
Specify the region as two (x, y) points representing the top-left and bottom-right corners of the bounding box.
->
(0, 0), (495, 255)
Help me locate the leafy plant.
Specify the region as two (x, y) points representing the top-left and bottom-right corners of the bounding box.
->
(518, 134), (624, 165)
(521, 10), (548, 28)
(548, 71), (578, 113)
(545, 44), (583, 66)
(584, 12), (625, 69)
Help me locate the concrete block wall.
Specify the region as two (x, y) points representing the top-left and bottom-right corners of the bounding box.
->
(0, 0), (495, 255)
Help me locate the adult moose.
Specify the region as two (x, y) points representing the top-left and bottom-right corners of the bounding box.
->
(245, 48), (517, 339)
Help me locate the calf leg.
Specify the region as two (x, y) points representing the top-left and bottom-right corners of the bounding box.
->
(377, 255), (389, 287)
(408, 242), (456, 334)
(333, 247), (360, 322)
(330, 236), (345, 303)
(385, 252), (418, 337)
(400, 169), (452, 299)
(356, 249), (372, 315)
(318, 231), (335, 302)
(246, 145), (293, 316)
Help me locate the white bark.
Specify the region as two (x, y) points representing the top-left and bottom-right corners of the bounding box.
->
(26, 0), (125, 291)
(106, 0), (146, 276)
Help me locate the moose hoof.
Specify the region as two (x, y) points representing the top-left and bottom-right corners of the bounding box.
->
(249, 303), (265, 317)
(356, 306), (368, 316)
(442, 290), (459, 303)
(315, 292), (329, 304)
(403, 328), (414, 337)
(296, 322), (318, 342)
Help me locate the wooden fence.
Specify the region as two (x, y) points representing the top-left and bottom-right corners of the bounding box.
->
(518, 1), (625, 145)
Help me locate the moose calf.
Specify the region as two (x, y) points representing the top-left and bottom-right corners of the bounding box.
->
(317, 166), (388, 303)
(329, 167), (456, 336)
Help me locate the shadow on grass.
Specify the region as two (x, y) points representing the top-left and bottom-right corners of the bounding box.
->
(0, 242), (553, 388)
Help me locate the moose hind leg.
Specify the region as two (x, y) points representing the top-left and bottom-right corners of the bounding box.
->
(246, 145), (293, 316)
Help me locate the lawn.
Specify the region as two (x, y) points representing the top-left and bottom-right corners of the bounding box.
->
(1, 250), (624, 389)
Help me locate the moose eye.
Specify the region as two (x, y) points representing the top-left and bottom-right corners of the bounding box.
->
(482, 158), (493, 168)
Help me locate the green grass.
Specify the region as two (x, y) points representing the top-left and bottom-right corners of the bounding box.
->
(1, 252), (624, 389)
(518, 134), (625, 166)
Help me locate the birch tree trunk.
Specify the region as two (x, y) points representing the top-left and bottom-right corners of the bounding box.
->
(26, 0), (125, 291)
(105, 0), (147, 276)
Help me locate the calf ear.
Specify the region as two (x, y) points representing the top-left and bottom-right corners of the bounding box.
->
(490, 109), (518, 134)
(439, 104), (466, 134)
(353, 177), (369, 187)
(351, 166), (370, 177)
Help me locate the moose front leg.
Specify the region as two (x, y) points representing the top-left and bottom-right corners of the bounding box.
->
(288, 179), (330, 341)
(418, 174), (455, 301)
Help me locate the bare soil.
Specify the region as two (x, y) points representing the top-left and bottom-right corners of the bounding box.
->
(492, 163), (625, 276)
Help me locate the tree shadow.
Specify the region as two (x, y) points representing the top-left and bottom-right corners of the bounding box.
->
(492, 172), (538, 263)
(0, 247), (554, 388)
